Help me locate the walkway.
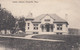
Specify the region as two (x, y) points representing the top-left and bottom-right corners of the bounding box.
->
(25, 34), (38, 39)
(24, 34), (65, 42)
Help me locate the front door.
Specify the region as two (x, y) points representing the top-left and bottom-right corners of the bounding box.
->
(45, 23), (50, 32)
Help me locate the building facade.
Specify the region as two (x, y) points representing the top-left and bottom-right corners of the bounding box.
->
(25, 14), (69, 35)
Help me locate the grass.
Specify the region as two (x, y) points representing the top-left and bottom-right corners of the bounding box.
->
(32, 34), (80, 45)
(0, 37), (71, 50)
(0, 33), (29, 37)
(32, 34), (79, 39)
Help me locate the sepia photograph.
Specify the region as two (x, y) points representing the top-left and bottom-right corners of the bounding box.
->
(0, 0), (80, 50)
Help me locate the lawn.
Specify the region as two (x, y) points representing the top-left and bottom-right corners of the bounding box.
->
(0, 36), (71, 50)
(0, 33), (29, 37)
(32, 34), (80, 40)
(32, 34), (80, 45)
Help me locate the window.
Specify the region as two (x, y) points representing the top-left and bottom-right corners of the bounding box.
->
(33, 32), (38, 34)
(28, 27), (29, 29)
(34, 27), (38, 30)
(36, 27), (38, 29)
(56, 33), (62, 35)
(57, 24), (63, 30)
(34, 27), (35, 29)
(33, 24), (38, 30)
(34, 24), (38, 26)
(60, 33), (62, 35)
(27, 23), (30, 30)
(28, 23), (30, 26)
(57, 27), (62, 30)
(45, 19), (50, 21)
(57, 24), (62, 26)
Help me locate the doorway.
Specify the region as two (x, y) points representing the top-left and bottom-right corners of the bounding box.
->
(45, 23), (50, 32)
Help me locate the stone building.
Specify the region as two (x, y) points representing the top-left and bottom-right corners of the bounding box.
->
(25, 14), (69, 35)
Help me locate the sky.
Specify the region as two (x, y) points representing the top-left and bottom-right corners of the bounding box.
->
(0, 0), (80, 29)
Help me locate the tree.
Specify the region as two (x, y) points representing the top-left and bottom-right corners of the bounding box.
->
(18, 17), (26, 32)
(0, 5), (16, 34)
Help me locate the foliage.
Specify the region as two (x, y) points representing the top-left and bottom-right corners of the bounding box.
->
(18, 17), (26, 32)
(0, 7), (16, 34)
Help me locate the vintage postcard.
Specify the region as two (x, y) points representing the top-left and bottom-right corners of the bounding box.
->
(0, 0), (80, 50)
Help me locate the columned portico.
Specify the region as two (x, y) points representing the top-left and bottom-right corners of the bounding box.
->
(40, 23), (54, 32)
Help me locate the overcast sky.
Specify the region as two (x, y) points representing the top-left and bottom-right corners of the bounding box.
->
(0, 0), (80, 29)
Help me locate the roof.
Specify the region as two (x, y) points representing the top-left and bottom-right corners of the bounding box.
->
(25, 16), (34, 19)
(25, 15), (34, 21)
(32, 14), (67, 23)
(25, 12), (34, 20)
